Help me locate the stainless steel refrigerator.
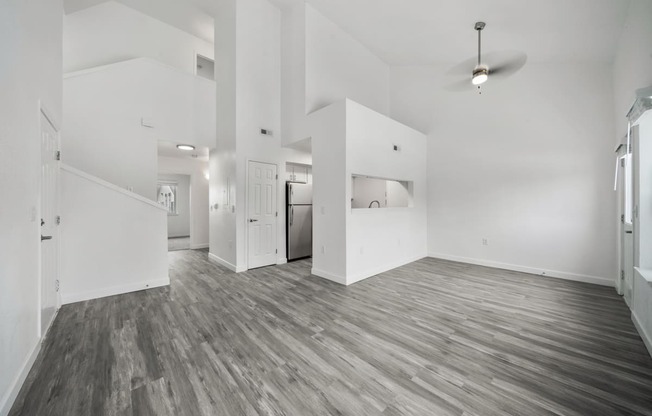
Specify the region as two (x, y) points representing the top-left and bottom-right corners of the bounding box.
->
(287, 182), (312, 260)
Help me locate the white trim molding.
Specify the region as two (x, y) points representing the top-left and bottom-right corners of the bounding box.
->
(190, 243), (209, 250)
(61, 164), (167, 212)
(208, 253), (247, 273)
(61, 278), (169, 305)
(428, 252), (614, 287)
(0, 339), (41, 416)
(346, 254), (428, 285)
(311, 268), (346, 285)
(632, 311), (652, 359)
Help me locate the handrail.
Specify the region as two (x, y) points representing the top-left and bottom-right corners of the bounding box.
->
(60, 163), (167, 212)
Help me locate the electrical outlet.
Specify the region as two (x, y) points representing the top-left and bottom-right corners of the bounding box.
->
(482, 238), (488, 246)
(321, 246), (325, 254)
(360, 247), (364, 255)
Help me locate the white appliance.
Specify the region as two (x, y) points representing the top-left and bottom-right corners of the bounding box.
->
(287, 182), (312, 260)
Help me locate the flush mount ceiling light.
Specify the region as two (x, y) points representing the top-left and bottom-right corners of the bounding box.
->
(177, 144), (195, 151)
(472, 67), (488, 85)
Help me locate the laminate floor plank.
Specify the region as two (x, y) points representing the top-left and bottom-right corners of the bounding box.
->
(9, 250), (652, 415)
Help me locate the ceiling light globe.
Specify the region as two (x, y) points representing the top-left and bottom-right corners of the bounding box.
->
(177, 144), (195, 151)
(472, 69), (488, 85)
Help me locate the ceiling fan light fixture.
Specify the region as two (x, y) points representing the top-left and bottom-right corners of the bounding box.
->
(472, 68), (488, 85)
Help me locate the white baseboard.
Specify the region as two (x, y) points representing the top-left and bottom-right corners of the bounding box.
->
(277, 258), (288, 265)
(346, 253), (428, 285)
(61, 277), (170, 305)
(190, 243), (209, 250)
(428, 252), (614, 287)
(632, 311), (652, 359)
(311, 268), (347, 285)
(0, 338), (41, 416)
(208, 253), (247, 273)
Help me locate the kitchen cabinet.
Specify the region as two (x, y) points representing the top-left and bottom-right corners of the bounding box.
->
(286, 163), (311, 183)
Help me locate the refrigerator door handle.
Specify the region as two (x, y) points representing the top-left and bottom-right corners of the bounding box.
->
(290, 206), (294, 226)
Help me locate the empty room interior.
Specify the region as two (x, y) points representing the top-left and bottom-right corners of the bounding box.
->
(3, 0), (652, 415)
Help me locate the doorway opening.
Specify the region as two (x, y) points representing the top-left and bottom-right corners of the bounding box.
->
(617, 139), (634, 304)
(157, 141), (210, 252)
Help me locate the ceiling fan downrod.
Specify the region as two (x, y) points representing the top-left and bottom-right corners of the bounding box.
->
(475, 21), (485, 67)
(472, 21), (488, 87)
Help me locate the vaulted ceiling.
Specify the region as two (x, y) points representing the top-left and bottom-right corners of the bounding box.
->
(65, 0), (631, 65)
(63, 0), (214, 43)
(304, 0), (630, 65)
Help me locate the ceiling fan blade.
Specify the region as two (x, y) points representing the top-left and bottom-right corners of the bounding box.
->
(445, 56), (479, 76)
(443, 78), (475, 92)
(445, 51), (527, 77)
(488, 52), (527, 78)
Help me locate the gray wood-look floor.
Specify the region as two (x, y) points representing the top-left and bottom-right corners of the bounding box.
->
(10, 250), (652, 416)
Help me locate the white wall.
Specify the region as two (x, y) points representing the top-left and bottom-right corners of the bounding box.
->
(0, 1), (62, 414)
(632, 112), (652, 357)
(310, 101), (348, 282)
(305, 5), (390, 116)
(63, 58), (216, 200)
(159, 173), (191, 238)
(64, 1), (214, 74)
(280, 3), (390, 146)
(346, 101), (427, 284)
(280, 2), (308, 145)
(390, 63), (617, 286)
(211, 0), (312, 271)
(310, 100), (427, 285)
(612, 0), (652, 139)
(60, 166), (169, 304)
(159, 156), (209, 248)
(210, 0), (239, 270)
(306, 5), (389, 115)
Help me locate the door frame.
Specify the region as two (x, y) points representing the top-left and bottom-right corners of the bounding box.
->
(617, 150), (634, 299)
(245, 159), (279, 270)
(38, 101), (61, 338)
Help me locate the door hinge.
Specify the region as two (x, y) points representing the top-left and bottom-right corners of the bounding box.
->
(56, 151), (61, 161)
(621, 214), (625, 223)
(56, 215), (61, 225)
(276, 249), (278, 254)
(621, 158), (625, 167)
(55, 279), (60, 292)
(621, 270), (625, 280)
(276, 174), (278, 180)
(276, 211), (278, 217)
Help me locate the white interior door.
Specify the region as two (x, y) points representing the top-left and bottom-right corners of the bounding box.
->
(247, 161), (277, 269)
(40, 110), (59, 336)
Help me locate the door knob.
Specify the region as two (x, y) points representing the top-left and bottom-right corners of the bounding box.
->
(41, 235), (53, 241)
(249, 219), (258, 223)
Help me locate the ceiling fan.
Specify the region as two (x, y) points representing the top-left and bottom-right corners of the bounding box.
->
(445, 22), (527, 92)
